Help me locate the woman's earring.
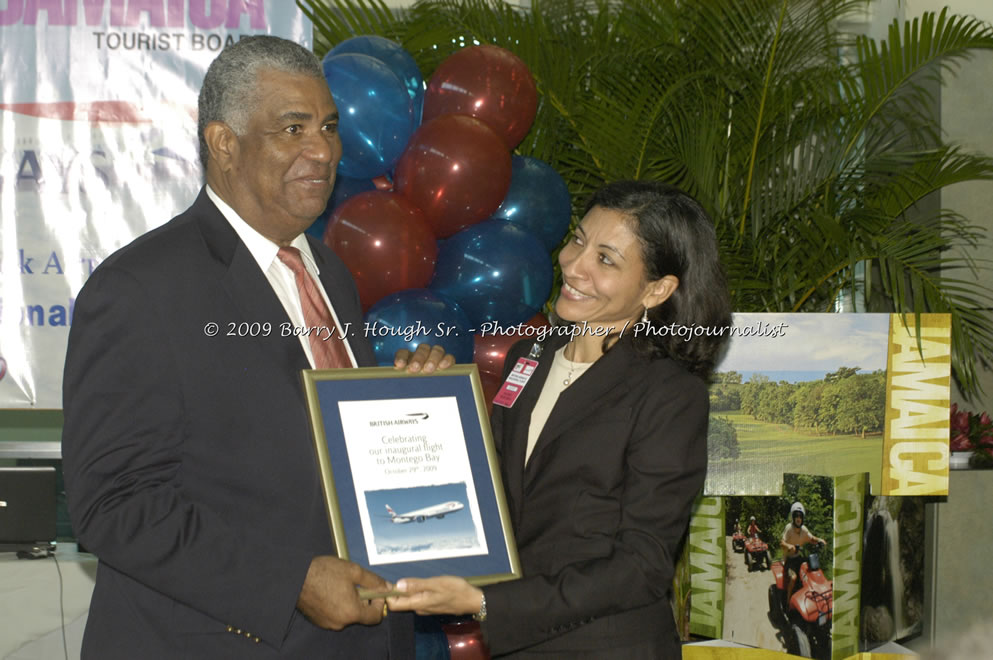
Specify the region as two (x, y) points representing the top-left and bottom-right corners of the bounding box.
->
(641, 306), (649, 324)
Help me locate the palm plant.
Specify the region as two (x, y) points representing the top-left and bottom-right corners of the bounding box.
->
(299, 0), (993, 395)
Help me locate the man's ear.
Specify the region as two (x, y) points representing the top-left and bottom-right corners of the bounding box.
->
(643, 274), (679, 310)
(204, 121), (238, 173)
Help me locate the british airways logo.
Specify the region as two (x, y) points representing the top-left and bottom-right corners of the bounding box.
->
(0, 0), (267, 29)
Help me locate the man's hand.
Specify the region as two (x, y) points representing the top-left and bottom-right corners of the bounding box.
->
(393, 344), (456, 374)
(297, 556), (388, 630)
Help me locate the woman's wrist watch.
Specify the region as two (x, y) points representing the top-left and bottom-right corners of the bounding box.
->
(472, 592), (487, 622)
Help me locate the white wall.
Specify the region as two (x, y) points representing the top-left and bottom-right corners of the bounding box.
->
(902, 5), (993, 654)
(909, 0), (993, 409)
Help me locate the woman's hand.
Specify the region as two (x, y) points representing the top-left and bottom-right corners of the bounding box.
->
(387, 576), (483, 616)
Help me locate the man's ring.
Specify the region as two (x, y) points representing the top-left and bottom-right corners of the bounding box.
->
(382, 603), (388, 617)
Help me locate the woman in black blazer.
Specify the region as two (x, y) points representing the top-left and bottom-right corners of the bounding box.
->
(389, 180), (732, 658)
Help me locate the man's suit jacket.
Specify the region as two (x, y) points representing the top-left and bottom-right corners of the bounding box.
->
(62, 189), (412, 659)
(480, 331), (708, 659)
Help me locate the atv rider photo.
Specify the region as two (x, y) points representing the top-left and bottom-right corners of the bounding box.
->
(780, 502), (825, 599)
(748, 515), (761, 538)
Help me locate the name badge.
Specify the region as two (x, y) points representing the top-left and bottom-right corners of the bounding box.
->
(492, 357), (539, 408)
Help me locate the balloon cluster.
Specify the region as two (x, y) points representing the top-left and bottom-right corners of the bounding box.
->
(317, 37), (571, 402)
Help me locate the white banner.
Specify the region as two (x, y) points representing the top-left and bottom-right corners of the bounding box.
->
(0, 1), (312, 408)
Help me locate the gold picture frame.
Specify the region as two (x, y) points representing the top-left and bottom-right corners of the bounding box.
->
(302, 364), (521, 586)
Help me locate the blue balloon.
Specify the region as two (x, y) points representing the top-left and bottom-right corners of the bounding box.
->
(430, 220), (553, 326)
(329, 35), (425, 126)
(365, 289), (474, 365)
(305, 175), (377, 239)
(413, 615), (451, 660)
(304, 217), (326, 241)
(490, 155), (572, 251)
(322, 52), (415, 179)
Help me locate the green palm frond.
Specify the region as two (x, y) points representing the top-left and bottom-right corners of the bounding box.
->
(872, 218), (993, 390)
(862, 147), (993, 218)
(300, 0), (993, 395)
(852, 8), (993, 157)
(298, 0), (406, 56)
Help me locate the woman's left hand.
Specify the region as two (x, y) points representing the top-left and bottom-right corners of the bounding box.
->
(387, 576), (483, 616)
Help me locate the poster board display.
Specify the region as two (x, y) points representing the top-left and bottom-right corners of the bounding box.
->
(705, 313), (950, 497)
(688, 473), (926, 658)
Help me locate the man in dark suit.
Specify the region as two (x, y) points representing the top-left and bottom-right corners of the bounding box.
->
(62, 36), (448, 659)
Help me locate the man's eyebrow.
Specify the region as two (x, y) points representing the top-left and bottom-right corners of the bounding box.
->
(276, 111), (340, 122)
(277, 111), (311, 123)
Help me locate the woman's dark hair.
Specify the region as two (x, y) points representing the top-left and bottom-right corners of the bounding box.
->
(587, 180), (732, 379)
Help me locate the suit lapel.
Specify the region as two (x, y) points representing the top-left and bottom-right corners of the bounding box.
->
(193, 189), (310, 376)
(499, 336), (563, 521)
(306, 235), (376, 367)
(307, 235), (351, 320)
(522, 337), (638, 490)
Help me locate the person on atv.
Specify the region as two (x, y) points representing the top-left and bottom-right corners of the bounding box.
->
(780, 502), (825, 600)
(747, 515), (761, 538)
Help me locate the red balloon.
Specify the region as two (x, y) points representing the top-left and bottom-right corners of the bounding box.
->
(394, 114), (511, 238)
(473, 313), (550, 378)
(423, 45), (537, 149)
(442, 619), (490, 660)
(371, 175), (393, 191)
(324, 190), (437, 310)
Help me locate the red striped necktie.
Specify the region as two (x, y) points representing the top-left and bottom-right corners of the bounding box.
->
(277, 246), (352, 369)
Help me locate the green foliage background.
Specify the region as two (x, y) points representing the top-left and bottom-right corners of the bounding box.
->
(707, 415), (740, 459)
(300, 0), (993, 395)
(731, 369), (886, 436)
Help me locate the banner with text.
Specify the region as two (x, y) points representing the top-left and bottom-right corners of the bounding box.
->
(0, 1), (311, 407)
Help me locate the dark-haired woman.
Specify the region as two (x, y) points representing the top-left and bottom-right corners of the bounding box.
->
(388, 180), (732, 659)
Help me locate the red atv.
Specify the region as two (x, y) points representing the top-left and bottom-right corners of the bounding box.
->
(744, 533), (771, 571)
(768, 541), (832, 659)
(732, 530), (745, 553)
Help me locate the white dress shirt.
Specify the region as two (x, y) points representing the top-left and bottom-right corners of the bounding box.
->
(206, 186), (357, 368)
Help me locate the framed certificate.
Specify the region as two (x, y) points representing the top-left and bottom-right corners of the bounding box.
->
(302, 365), (521, 586)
